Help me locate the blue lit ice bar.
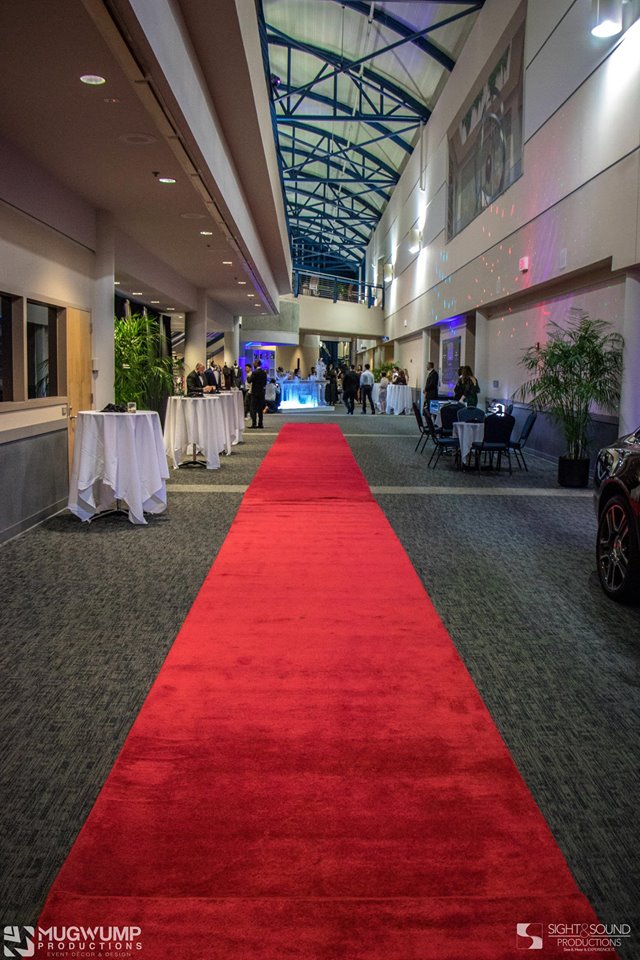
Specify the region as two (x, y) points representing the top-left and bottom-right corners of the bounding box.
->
(279, 380), (328, 410)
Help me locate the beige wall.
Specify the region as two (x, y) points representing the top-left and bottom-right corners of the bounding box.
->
(365, 0), (640, 407)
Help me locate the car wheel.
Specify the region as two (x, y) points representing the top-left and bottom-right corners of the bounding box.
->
(596, 495), (640, 602)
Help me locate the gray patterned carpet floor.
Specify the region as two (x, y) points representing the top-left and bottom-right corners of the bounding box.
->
(1, 408), (638, 956)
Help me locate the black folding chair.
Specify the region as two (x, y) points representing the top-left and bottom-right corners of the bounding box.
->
(472, 414), (515, 473)
(412, 402), (430, 453)
(425, 413), (459, 469)
(458, 406), (485, 423)
(439, 402), (463, 436)
(509, 411), (537, 470)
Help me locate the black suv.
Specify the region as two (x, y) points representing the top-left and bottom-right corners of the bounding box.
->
(594, 427), (640, 602)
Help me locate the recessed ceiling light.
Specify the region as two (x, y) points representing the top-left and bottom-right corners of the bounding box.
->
(132, 292), (142, 296)
(104, 98), (120, 104)
(238, 281), (246, 285)
(199, 230), (213, 236)
(247, 293), (255, 297)
(114, 281), (120, 285)
(119, 133), (156, 145)
(80, 74), (106, 85)
(222, 260), (232, 265)
(180, 212), (206, 220)
(157, 177), (176, 184)
(150, 300), (160, 304)
(166, 307), (175, 310)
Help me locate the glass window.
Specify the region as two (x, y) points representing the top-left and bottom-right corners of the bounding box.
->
(27, 301), (58, 398)
(0, 294), (12, 402)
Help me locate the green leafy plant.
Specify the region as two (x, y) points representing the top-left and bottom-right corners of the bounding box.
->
(114, 313), (174, 409)
(517, 310), (623, 460)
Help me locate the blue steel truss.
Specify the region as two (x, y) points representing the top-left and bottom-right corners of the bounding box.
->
(257, 1), (484, 277)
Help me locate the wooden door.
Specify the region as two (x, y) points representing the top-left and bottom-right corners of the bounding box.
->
(66, 308), (92, 471)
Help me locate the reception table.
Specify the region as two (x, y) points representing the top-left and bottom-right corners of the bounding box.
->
(164, 393), (244, 469)
(386, 383), (412, 415)
(68, 411), (169, 524)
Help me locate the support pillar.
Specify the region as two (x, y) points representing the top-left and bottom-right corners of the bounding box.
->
(474, 310), (490, 405)
(184, 289), (208, 374)
(620, 273), (640, 435)
(93, 211), (116, 410)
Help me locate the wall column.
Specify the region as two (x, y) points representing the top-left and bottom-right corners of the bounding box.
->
(474, 310), (490, 405)
(93, 211), (116, 410)
(620, 273), (640, 435)
(184, 288), (208, 374)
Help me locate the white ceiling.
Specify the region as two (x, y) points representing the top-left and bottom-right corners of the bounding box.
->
(0, 0), (291, 325)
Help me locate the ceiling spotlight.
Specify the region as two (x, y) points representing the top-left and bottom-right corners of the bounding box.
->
(150, 300), (160, 304)
(199, 230), (213, 236)
(591, 0), (623, 36)
(80, 74), (106, 85)
(158, 177), (176, 184)
(222, 260), (233, 265)
(132, 291), (142, 296)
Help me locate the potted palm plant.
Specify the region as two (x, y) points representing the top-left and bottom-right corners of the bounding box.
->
(517, 309), (623, 487)
(114, 313), (175, 412)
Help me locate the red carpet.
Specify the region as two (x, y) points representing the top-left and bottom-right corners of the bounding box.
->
(38, 424), (616, 958)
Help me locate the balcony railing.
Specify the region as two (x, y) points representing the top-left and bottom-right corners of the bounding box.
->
(292, 269), (383, 309)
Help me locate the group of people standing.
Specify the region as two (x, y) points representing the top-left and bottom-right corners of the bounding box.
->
(422, 361), (480, 409)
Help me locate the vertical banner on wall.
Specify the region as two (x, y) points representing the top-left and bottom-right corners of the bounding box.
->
(442, 336), (461, 389)
(447, 9), (525, 239)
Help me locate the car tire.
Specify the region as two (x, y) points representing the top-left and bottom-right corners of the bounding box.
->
(596, 495), (640, 603)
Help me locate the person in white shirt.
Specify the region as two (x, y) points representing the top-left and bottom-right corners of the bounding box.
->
(360, 363), (375, 414)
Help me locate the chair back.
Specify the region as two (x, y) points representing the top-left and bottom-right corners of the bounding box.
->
(518, 411), (537, 444)
(504, 402), (514, 416)
(483, 413), (515, 444)
(412, 402), (426, 432)
(423, 410), (439, 441)
(458, 406), (485, 423)
(439, 403), (461, 434)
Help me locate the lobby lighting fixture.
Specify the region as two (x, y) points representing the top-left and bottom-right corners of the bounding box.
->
(222, 260), (232, 265)
(80, 74), (106, 85)
(247, 293), (255, 297)
(383, 262), (394, 284)
(199, 230), (213, 236)
(591, 0), (623, 36)
(408, 228), (422, 254)
(150, 300), (160, 304)
(114, 281), (120, 285)
(157, 176), (176, 184)
(132, 291), (142, 296)
(238, 281), (246, 285)
(166, 307), (175, 311)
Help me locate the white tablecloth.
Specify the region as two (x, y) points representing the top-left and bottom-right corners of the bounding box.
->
(164, 393), (244, 469)
(453, 421), (484, 463)
(212, 391), (245, 453)
(68, 411), (168, 524)
(386, 383), (412, 415)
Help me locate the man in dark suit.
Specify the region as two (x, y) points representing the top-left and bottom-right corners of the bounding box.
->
(424, 362), (439, 404)
(342, 365), (359, 415)
(248, 359), (267, 428)
(186, 362), (215, 396)
(204, 361), (221, 391)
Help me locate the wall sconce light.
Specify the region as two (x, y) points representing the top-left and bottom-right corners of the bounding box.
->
(383, 262), (394, 284)
(408, 228), (422, 254)
(591, 0), (622, 37)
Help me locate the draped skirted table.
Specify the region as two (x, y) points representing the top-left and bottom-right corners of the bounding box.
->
(452, 421), (484, 465)
(386, 383), (412, 415)
(164, 393), (244, 469)
(68, 411), (169, 524)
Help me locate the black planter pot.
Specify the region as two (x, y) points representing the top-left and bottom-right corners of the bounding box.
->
(558, 456), (590, 488)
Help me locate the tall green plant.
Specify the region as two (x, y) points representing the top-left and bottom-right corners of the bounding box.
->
(114, 313), (174, 408)
(517, 309), (623, 460)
